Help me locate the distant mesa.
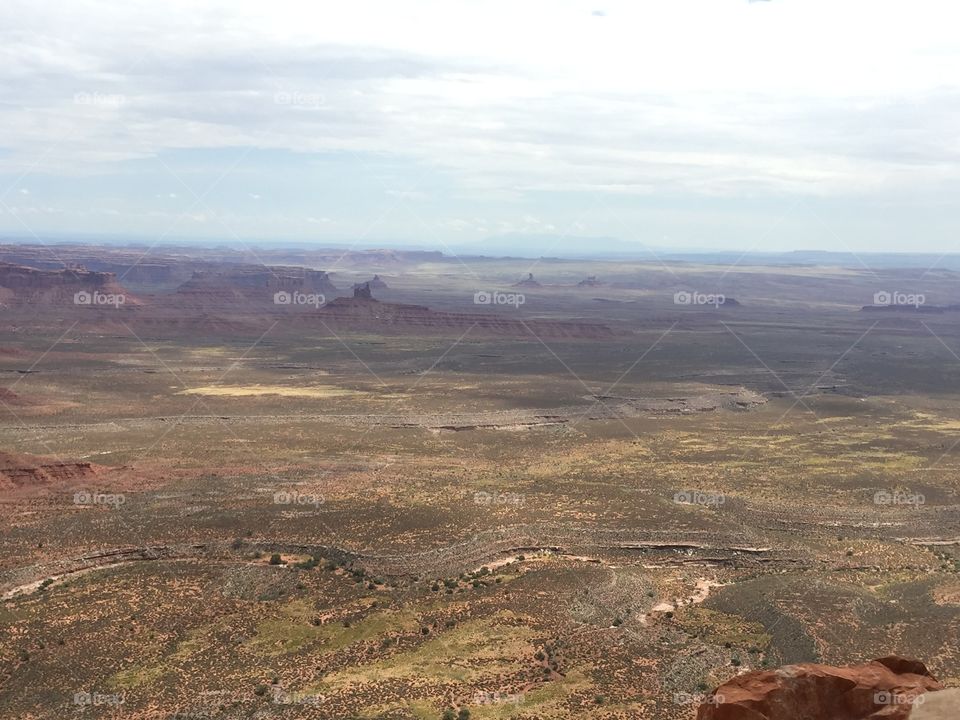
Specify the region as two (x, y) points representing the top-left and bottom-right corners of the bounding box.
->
(0, 243), (440, 284)
(577, 276), (604, 287)
(697, 655), (943, 720)
(319, 284), (615, 339)
(0, 261), (139, 307)
(353, 274), (388, 291)
(513, 272), (542, 288)
(170, 265), (337, 306)
(0, 255), (615, 339)
(0, 246), (184, 286)
(719, 296), (740, 306)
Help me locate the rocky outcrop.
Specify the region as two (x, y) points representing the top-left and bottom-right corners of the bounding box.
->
(514, 272), (542, 288)
(333, 387), (765, 430)
(354, 274), (388, 291)
(0, 262), (138, 307)
(697, 656), (944, 720)
(578, 276), (603, 287)
(0, 451), (102, 492)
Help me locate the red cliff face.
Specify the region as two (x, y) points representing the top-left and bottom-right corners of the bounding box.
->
(0, 262), (139, 306)
(0, 451), (102, 492)
(697, 656), (944, 720)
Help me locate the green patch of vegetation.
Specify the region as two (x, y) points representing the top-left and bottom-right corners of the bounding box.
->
(674, 607), (771, 650)
(109, 659), (169, 690)
(244, 598), (419, 657)
(309, 611), (537, 692)
(108, 625), (212, 689)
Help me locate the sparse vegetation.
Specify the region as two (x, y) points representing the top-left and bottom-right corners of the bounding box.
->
(3, 249), (960, 719)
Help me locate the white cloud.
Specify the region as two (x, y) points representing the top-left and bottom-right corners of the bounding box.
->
(0, 0), (959, 249)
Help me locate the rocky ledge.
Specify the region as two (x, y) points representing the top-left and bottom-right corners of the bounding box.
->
(698, 656), (946, 720)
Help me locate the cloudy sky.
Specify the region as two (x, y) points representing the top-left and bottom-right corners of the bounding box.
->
(1, 0), (958, 254)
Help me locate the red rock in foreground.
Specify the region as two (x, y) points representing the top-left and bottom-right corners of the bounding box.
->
(697, 656), (944, 720)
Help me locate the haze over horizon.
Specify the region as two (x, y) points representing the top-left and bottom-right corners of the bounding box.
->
(2, 0), (960, 255)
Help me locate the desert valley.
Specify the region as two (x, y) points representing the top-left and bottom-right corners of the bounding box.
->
(1, 242), (959, 719)
(4, 2), (960, 717)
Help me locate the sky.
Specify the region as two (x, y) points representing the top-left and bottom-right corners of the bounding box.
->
(0, 0), (959, 255)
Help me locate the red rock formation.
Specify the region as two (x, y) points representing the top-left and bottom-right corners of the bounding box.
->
(0, 262), (139, 307)
(0, 451), (102, 492)
(0, 253), (613, 338)
(697, 656), (944, 720)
